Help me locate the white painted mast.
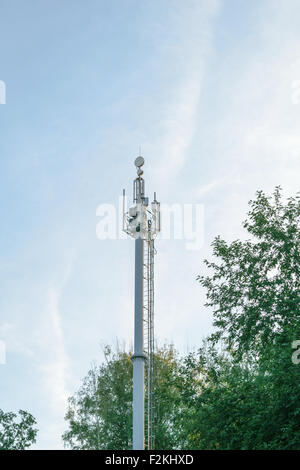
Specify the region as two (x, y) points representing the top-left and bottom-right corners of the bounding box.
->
(123, 156), (160, 450)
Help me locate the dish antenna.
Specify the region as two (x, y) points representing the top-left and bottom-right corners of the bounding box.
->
(134, 156), (145, 168)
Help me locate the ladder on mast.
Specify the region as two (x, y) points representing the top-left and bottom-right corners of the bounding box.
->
(143, 234), (155, 450)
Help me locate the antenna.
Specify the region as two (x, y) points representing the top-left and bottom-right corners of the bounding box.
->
(122, 155), (160, 450)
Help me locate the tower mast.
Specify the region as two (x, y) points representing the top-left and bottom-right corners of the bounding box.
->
(123, 156), (160, 450)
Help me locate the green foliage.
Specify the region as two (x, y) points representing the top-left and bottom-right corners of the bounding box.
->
(63, 188), (300, 450)
(63, 339), (300, 450)
(197, 187), (300, 358)
(63, 347), (132, 450)
(177, 340), (300, 449)
(62, 345), (181, 450)
(151, 345), (181, 449)
(0, 409), (38, 450)
(190, 187), (300, 449)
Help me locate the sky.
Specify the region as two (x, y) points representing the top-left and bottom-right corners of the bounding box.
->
(0, 0), (299, 449)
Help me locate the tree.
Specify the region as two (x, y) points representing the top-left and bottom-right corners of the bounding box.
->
(0, 409), (38, 450)
(176, 334), (300, 450)
(62, 344), (182, 450)
(198, 187), (300, 358)
(63, 188), (300, 450)
(190, 187), (300, 449)
(62, 339), (300, 450)
(62, 346), (132, 450)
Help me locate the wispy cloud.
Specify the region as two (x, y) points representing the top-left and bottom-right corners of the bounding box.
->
(152, 0), (221, 186)
(35, 265), (73, 448)
(158, 77), (203, 181)
(41, 287), (69, 416)
(195, 179), (226, 198)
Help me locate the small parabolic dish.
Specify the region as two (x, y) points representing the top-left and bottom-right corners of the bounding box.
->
(134, 156), (145, 168)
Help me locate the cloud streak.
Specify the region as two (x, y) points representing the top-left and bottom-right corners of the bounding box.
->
(151, 0), (221, 186)
(35, 264), (73, 449)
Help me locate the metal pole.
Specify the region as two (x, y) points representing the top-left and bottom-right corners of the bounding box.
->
(122, 157), (159, 450)
(132, 236), (146, 450)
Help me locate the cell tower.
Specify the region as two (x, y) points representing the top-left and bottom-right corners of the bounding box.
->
(123, 156), (160, 450)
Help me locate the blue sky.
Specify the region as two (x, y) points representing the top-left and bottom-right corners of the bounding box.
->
(0, 0), (300, 449)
